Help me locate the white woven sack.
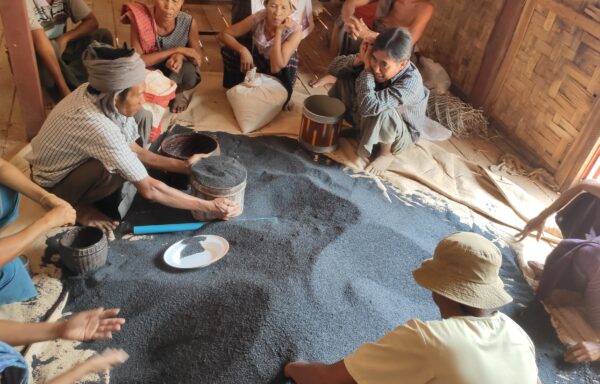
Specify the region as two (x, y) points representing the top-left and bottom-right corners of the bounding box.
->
(226, 68), (288, 134)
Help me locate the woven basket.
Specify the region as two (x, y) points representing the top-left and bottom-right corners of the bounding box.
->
(160, 133), (220, 160)
(58, 227), (108, 274)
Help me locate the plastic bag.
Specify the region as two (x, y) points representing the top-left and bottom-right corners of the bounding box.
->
(142, 70), (177, 142)
(226, 68), (288, 134)
(418, 56), (451, 95)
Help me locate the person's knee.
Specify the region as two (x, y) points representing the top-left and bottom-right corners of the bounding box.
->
(179, 61), (201, 90)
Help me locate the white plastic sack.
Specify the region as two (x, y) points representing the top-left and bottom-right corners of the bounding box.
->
(251, 0), (314, 38)
(142, 69), (177, 143)
(418, 56), (451, 95)
(226, 68), (288, 134)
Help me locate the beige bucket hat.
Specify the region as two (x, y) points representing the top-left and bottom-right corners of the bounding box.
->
(412, 232), (513, 309)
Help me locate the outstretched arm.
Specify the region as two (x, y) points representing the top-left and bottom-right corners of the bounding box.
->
(517, 180), (600, 241)
(55, 13), (99, 55)
(407, 3), (433, 43)
(0, 160), (75, 267)
(47, 349), (129, 384)
(217, 15), (255, 73)
(284, 360), (356, 384)
(0, 308), (124, 346)
(31, 29), (71, 98)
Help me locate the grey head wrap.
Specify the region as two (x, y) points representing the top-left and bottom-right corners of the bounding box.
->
(82, 41), (147, 126)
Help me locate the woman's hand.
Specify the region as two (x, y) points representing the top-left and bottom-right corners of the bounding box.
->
(166, 53), (185, 73)
(177, 47), (202, 67)
(42, 204), (76, 229)
(276, 17), (296, 34)
(58, 308), (125, 341)
(239, 47), (254, 73)
(516, 213), (548, 242)
(210, 198), (241, 220)
(83, 348), (129, 374)
(356, 40), (373, 70)
(186, 153), (210, 171)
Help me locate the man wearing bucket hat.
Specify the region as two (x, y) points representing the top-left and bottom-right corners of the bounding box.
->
(284, 232), (539, 383)
(28, 42), (241, 232)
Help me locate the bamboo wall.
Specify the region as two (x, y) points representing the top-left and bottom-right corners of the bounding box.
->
(418, 0), (506, 97)
(485, 0), (600, 183)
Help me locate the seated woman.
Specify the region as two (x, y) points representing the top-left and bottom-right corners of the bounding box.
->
(517, 179), (600, 363)
(125, 0), (203, 113)
(217, 0), (303, 110)
(0, 158), (75, 305)
(329, 28), (444, 175)
(311, 0), (434, 88)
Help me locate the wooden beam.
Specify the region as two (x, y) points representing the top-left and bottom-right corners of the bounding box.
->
(554, 97), (600, 190)
(484, 0), (537, 109)
(0, 0), (45, 140)
(470, 0), (527, 108)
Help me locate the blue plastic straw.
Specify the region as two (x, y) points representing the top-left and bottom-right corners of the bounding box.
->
(133, 222), (206, 235)
(132, 217), (277, 235)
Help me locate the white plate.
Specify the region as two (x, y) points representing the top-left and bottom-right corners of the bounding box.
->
(163, 235), (229, 269)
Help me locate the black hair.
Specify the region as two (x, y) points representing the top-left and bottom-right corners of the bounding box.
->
(116, 88), (132, 102)
(372, 28), (413, 62)
(87, 85), (131, 101)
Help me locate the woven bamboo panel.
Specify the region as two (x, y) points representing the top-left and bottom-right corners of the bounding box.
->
(418, 0), (505, 96)
(489, 0), (600, 172)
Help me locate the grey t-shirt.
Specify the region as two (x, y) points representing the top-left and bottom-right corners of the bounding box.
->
(27, 0), (91, 39)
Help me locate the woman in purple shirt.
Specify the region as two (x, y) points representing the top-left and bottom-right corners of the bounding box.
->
(518, 180), (600, 363)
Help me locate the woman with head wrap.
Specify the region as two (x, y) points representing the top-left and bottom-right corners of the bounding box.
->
(28, 43), (240, 232)
(124, 0), (202, 113)
(217, 0), (303, 110)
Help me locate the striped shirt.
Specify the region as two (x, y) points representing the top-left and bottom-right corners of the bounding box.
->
(328, 55), (430, 141)
(27, 85), (149, 187)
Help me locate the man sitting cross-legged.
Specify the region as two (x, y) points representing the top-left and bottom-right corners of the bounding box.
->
(328, 27), (448, 175)
(285, 232), (540, 384)
(27, 42), (240, 232)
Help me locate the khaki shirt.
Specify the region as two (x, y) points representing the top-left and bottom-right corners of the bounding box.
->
(344, 312), (538, 384)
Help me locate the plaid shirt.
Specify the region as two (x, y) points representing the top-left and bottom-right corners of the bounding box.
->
(28, 85), (148, 187)
(328, 55), (429, 141)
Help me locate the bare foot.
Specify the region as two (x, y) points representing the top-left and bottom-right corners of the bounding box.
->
(527, 260), (544, 280)
(366, 153), (395, 176)
(283, 100), (295, 112)
(169, 92), (190, 113)
(309, 74), (336, 88)
(75, 204), (119, 233)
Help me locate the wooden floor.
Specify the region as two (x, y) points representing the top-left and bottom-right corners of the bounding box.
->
(0, 1), (557, 205)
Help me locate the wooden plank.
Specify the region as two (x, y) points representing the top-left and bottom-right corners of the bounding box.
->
(485, 0), (537, 108)
(554, 96), (600, 189)
(471, 0), (527, 107)
(0, 0), (45, 140)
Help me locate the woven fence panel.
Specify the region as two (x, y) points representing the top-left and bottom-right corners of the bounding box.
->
(418, 0), (505, 96)
(490, 0), (600, 172)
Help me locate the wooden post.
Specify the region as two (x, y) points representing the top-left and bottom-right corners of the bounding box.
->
(470, 0), (527, 108)
(0, 0), (45, 140)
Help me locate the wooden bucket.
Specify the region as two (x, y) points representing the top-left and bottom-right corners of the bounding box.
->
(299, 95), (346, 153)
